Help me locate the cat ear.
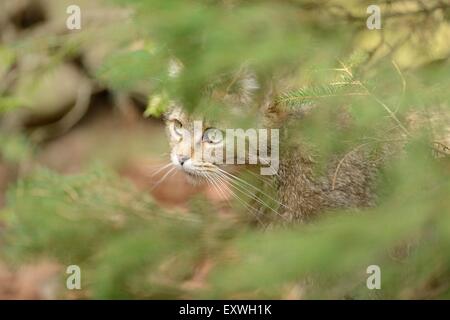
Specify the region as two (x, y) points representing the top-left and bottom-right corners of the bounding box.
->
(221, 67), (260, 107)
(260, 80), (320, 127)
(260, 81), (288, 127)
(158, 58), (184, 119)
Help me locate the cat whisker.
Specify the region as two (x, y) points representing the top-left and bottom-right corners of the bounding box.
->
(215, 171), (286, 221)
(148, 163), (174, 177)
(150, 166), (176, 190)
(217, 168), (290, 211)
(212, 173), (266, 226)
(244, 168), (275, 186)
(205, 174), (228, 202)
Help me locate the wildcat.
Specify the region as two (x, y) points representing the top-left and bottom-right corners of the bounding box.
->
(164, 69), (449, 224)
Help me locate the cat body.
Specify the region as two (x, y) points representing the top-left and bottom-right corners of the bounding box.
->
(277, 143), (379, 222)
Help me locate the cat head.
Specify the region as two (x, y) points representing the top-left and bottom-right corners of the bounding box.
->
(164, 67), (280, 183)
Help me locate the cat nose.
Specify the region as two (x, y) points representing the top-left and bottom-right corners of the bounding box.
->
(177, 155), (189, 166)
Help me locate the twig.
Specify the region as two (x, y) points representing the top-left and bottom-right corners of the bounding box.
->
(331, 143), (371, 190)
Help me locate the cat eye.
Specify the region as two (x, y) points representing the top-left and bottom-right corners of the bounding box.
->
(203, 127), (223, 144)
(172, 120), (183, 137)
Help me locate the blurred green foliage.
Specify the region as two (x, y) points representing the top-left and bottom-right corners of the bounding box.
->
(1, 0), (450, 299)
(0, 134), (32, 163)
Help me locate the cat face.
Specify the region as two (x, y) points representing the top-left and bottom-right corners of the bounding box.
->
(165, 107), (227, 182)
(163, 67), (281, 182)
